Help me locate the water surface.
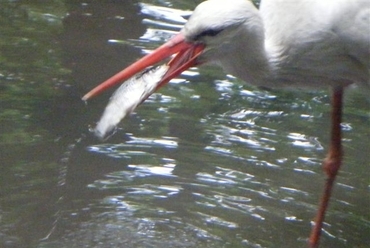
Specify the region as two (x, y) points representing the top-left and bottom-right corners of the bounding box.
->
(0, 1), (369, 247)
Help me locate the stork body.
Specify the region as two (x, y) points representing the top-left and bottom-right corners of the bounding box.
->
(183, 0), (369, 88)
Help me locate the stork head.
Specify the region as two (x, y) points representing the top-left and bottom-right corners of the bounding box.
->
(82, 0), (262, 101)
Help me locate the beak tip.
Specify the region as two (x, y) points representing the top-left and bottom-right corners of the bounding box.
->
(82, 88), (99, 101)
(82, 93), (91, 102)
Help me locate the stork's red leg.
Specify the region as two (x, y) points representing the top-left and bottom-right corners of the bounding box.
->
(309, 87), (343, 248)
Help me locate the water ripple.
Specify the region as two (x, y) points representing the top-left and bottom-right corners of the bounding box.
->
(127, 136), (178, 149)
(287, 132), (324, 150)
(280, 186), (309, 197)
(139, 3), (190, 24)
(196, 212), (239, 228)
(196, 172), (238, 185)
(87, 136), (178, 158)
(127, 164), (176, 177)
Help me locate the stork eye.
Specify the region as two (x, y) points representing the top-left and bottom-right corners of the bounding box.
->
(194, 28), (223, 40)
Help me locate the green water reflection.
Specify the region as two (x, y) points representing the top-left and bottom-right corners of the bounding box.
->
(0, 1), (69, 246)
(0, 0), (68, 145)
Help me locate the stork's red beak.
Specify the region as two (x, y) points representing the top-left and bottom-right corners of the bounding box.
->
(82, 33), (205, 101)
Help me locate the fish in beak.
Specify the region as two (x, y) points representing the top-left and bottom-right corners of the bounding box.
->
(83, 33), (205, 139)
(82, 33), (205, 101)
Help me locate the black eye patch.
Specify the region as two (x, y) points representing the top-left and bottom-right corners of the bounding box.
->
(194, 28), (223, 40)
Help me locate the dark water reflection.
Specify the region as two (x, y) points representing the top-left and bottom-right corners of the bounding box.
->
(0, 1), (369, 248)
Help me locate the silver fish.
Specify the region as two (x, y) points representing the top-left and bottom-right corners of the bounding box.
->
(94, 65), (169, 139)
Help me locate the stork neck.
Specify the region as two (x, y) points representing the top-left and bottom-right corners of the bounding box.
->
(218, 24), (271, 86)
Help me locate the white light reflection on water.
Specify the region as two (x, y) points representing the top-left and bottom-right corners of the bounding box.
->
(127, 136), (178, 148)
(287, 132), (324, 150)
(139, 3), (190, 24)
(128, 163), (176, 177)
(197, 212), (239, 228)
(87, 135), (178, 158)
